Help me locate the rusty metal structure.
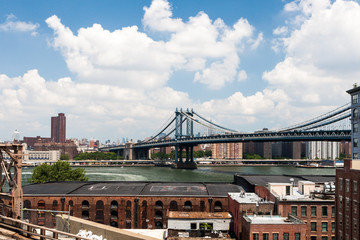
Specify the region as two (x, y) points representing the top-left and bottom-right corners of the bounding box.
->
(0, 143), (23, 219)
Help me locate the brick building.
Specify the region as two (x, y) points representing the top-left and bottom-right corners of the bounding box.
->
(336, 159), (360, 240)
(34, 140), (78, 159)
(241, 215), (306, 240)
(51, 113), (66, 143)
(212, 142), (243, 159)
(228, 192), (274, 238)
(235, 174), (336, 240)
(22, 181), (242, 230)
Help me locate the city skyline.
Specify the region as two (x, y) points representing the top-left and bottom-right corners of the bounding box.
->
(0, 0), (359, 142)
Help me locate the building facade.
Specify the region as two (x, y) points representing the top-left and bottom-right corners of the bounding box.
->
(21, 182), (242, 230)
(51, 113), (66, 143)
(336, 159), (360, 240)
(211, 142), (243, 159)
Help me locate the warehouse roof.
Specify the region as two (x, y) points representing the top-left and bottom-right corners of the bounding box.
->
(23, 181), (243, 197)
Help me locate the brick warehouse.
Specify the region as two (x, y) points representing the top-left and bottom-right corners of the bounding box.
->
(22, 181), (243, 230)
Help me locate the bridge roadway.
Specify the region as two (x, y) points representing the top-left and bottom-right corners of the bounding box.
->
(102, 130), (351, 152)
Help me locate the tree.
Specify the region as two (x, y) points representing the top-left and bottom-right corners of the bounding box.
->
(30, 161), (88, 183)
(60, 154), (70, 160)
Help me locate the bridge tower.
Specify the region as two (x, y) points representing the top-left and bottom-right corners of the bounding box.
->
(0, 143), (23, 219)
(173, 108), (197, 169)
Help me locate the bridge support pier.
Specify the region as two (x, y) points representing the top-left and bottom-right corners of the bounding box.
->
(173, 144), (197, 169)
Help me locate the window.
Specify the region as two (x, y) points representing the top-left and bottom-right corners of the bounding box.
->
(311, 237), (317, 240)
(354, 218), (357, 233)
(295, 233), (301, 240)
(322, 206), (328, 216)
(191, 223), (197, 229)
(200, 201), (205, 211)
(322, 237), (328, 240)
(332, 222), (335, 232)
(346, 179), (350, 192)
(301, 206), (307, 216)
(354, 123), (359, 133)
(331, 206), (335, 217)
(272, 233), (279, 240)
(214, 201), (222, 211)
(184, 201), (192, 210)
(111, 200), (118, 209)
(354, 108), (359, 118)
(253, 233), (259, 240)
(354, 138), (358, 148)
(311, 222), (317, 231)
(291, 206), (297, 216)
(286, 186), (291, 195)
(354, 153), (359, 159)
(354, 181), (358, 194)
(96, 200), (104, 210)
(322, 222), (328, 232)
(311, 206), (317, 216)
(263, 233), (269, 240)
(170, 201), (178, 211)
(339, 178), (343, 191)
(339, 196), (343, 209)
(352, 94), (358, 104)
(283, 233), (289, 240)
(82, 200), (89, 209)
(354, 201), (358, 214)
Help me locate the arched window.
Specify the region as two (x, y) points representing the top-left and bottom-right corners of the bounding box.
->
(68, 200), (74, 216)
(111, 200), (118, 209)
(126, 200), (132, 208)
(142, 210), (147, 218)
(142, 200), (147, 207)
(111, 210), (118, 219)
(23, 200), (31, 220)
(82, 211), (89, 219)
(155, 201), (163, 209)
(68, 200), (73, 207)
(214, 201), (222, 211)
(126, 210), (131, 219)
(37, 200), (45, 225)
(82, 200), (89, 209)
(170, 201), (178, 211)
(52, 200), (58, 207)
(96, 200), (104, 210)
(155, 221), (163, 229)
(184, 201), (192, 211)
(354, 109), (359, 118)
(200, 201), (205, 211)
(155, 211), (163, 219)
(95, 210), (104, 223)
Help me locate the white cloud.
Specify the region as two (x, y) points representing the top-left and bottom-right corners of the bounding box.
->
(46, 0), (261, 90)
(265, 0), (360, 124)
(0, 14), (39, 35)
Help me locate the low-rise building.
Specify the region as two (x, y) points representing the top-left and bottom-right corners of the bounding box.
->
(23, 150), (61, 163)
(241, 215), (306, 240)
(228, 192), (274, 239)
(167, 211), (231, 238)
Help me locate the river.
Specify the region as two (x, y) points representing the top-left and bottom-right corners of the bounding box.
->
(21, 165), (335, 185)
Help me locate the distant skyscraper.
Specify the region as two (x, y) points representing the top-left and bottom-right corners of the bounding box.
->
(51, 113), (66, 143)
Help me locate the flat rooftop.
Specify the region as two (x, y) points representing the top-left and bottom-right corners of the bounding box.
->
(168, 211), (231, 219)
(229, 192), (273, 204)
(236, 174), (334, 187)
(243, 215), (303, 225)
(23, 181), (243, 197)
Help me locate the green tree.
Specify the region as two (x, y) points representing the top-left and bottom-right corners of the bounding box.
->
(30, 161), (88, 183)
(60, 154), (70, 160)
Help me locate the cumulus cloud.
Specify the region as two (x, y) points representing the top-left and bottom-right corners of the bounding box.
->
(0, 14), (39, 36)
(46, 0), (261, 90)
(0, 70), (194, 140)
(265, 0), (360, 123)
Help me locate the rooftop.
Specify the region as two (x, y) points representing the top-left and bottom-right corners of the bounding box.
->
(229, 192), (273, 204)
(168, 211), (231, 219)
(243, 215), (304, 225)
(23, 181), (243, 197)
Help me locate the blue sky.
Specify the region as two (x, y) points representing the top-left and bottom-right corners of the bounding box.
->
(0, 0), (359, 142)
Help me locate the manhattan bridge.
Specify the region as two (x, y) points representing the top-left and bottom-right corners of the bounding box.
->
(101, 103), (351, 168)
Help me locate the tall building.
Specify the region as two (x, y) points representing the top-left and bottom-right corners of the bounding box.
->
(51, 113), (66, 143)
(335, 86), (360, 240)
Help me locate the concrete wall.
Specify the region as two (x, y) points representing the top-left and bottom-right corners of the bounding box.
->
(167, 218), (231, 231)
(56, 215), (163, 240)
